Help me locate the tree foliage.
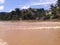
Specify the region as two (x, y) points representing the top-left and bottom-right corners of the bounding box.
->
(0, 0), (60, 21)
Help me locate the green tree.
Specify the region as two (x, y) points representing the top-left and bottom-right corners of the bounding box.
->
(35, 8), (46, 20)
(15, 8), (22, 20)
(50, 4), (58, 19)
(57, 0), (60, 16)
(10, 11), (18, 20)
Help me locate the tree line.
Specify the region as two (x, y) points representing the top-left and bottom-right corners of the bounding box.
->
(0, 0), (60, 21)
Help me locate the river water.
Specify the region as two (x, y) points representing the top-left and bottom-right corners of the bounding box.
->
(0, 21), (60, 45)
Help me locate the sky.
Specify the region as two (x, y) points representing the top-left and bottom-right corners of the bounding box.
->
(0, 0), (57, 12)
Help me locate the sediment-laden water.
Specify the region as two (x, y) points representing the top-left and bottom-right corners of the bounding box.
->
(0, 21), (60, 45)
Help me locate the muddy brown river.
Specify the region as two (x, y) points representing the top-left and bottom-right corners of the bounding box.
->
(0, 21), (60, 45)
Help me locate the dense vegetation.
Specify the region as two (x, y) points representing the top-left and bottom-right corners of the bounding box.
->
(0, 0), (60, 21)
